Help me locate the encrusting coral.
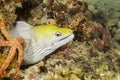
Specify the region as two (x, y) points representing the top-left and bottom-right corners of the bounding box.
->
(14, 0), (119, 80)
(0, 0), (120, 79)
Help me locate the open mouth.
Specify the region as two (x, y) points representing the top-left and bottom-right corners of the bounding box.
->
(51, 33), (74, 46)
(59, 33), (73, 41)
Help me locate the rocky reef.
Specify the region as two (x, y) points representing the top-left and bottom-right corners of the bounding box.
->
(0, 0), (120, 80)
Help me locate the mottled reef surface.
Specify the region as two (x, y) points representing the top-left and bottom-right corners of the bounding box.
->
(0, 0), (120, 80)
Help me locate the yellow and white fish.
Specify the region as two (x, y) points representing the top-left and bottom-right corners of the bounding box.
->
(10, 21), (74, 65)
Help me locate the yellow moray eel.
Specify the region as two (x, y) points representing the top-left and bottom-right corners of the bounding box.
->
(10, 21), (74, 64)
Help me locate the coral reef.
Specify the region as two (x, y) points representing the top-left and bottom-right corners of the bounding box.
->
(0, 0), (120, 79)
(20, 41), (120, 80)
(105, 12), (120, 47)
(0, 0), (21, 28)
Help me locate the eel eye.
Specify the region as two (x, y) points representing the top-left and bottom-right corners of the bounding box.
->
(55, 31), (61, 37)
